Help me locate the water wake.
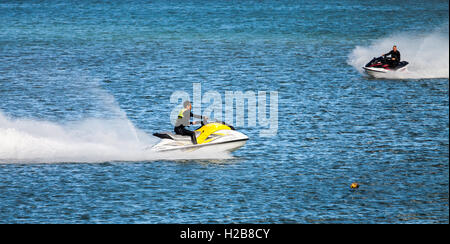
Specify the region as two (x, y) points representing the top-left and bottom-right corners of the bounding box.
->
(0, 112), (148, 163)
(348, 24), (449, 79)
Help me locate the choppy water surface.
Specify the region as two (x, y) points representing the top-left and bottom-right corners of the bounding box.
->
(0, 0), (448, 223)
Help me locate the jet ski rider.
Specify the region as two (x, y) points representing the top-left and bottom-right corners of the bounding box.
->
(174, 101), (208, 145)
(382, 45), (401, 68)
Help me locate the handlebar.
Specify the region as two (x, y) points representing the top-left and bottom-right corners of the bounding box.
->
(197, 117), (235, 130)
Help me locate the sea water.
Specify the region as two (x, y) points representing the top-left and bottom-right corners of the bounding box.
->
(0, 0), (448, 223)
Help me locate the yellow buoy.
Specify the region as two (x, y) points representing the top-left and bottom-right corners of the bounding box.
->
(350, 182), (359, 189)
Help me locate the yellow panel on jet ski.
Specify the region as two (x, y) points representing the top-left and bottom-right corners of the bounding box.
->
(195, 123), (231, 144)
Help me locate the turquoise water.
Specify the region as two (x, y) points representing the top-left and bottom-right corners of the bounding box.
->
(0, 0), (448, 223)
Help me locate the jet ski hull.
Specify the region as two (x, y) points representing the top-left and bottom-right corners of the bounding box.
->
(151, 128), (249, 153)
(152, 137), (248, 153)
(363, 65), (408, 78)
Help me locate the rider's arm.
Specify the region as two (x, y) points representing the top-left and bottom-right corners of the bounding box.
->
(190, 112), (203, 119)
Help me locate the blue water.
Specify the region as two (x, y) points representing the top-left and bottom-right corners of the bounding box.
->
(0, 0), (448, 223)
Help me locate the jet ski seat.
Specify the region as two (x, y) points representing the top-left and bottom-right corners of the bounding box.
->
(153, 132), (200, 141)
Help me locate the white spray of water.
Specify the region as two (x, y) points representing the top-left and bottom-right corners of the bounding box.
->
(348, 25), (449, 79)
(0, 112), (144, 163)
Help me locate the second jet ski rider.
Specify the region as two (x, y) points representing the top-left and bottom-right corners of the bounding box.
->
(382, 45), (401, 68)
(174, 101), (208, 145)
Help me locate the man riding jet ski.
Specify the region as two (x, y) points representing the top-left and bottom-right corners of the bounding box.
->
(363, 45), (409, 77)
(383, 45), (401, 68)
(151, 101), (249, 152)
(173, 100), (204, 145)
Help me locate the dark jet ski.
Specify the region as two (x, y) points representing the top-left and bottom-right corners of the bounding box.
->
(363, 56), (409, 78)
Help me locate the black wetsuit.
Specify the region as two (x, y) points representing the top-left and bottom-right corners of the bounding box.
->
(174, 108), (202, 144)
(384, 50), (401, 68)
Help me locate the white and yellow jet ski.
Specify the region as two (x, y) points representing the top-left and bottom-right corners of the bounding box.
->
(151, 121), (248, 153)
